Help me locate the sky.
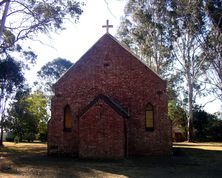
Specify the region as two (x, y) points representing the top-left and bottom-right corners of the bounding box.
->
(25, 0), (126, 78)
(24, 0), (221, 114)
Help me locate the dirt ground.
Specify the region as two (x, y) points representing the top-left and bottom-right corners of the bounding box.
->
(1, 142), (222, 178)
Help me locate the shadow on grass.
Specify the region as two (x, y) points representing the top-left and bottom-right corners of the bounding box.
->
(1, 145), (222, 177)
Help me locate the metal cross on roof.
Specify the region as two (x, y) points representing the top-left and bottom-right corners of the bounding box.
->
(102, 20), (113, 33)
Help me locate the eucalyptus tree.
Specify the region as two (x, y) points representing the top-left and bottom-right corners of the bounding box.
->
(35, 58), (73, 114)
(6, 90), (49, 142)
(0, 0), (83, 85)
(0, 57), (24, 145)
(0, 0), (84, 55)
(165, 0), (211, 141)
(36, 58), (73, 95)
(117, 0), (173, 76)
(204, 1), (222, 101)
(0, 1), (83, 142)
(204, 30), (222, 101)
(118, 0), (213, 141)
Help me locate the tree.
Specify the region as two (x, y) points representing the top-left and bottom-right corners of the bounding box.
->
(203, 1), (222, 101)
(35, 58), (73, 114)
(168, 100), (187, 138)
(0, 57), (24, 145)
(0, 1), (83, 144)
(0, 0), (84, 54)
(193, 106), (222, 141)
(204, 31), (222, 101)
(165, 0), (211, 141)
(206, 0), (222, 32)
(118, 0), (218, 141)
(6, 91), (49, 142)
(193, 106), (212, 141)
(117, 0), (173, 76)
(36, 58), (73, 94)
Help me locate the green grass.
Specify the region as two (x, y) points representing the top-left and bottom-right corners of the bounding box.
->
(1, 142), (222, 177)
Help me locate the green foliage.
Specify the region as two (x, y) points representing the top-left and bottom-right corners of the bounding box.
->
(117, 0), (173, 76)
(118, 0), (222, 141)
(167, 73), (184, 101)
(193, 107), (222, 141)
(14, 135), (19, 144)
(0, 57), (25, 145)
(168, 100), (187, 126)
(202, 1), (222, 100)
(24, 133), (35, 143)
(206, 0), (222, 31)
(167, 0), (222, 102)
(193, 108), (211, 141)
(37, 58), (73, 83)
(0, 57), (24, 94)
(36, 58), (73, 96)
(0, 0), (84, 54)
(207, 119), (222, 141)
(0, 0), (83, 144)
(6, 90), (49, 142)
(168, 100), (187, 140)
(38, 133), (47, 143)
(5, 132), (15, 142)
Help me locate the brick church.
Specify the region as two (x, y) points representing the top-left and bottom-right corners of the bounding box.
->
(48, 27), (172, 159)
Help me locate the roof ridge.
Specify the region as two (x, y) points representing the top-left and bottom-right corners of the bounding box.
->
(107, 33), (165, 81)
(53, 34), (111, 88)
(53, 33), (165, 89)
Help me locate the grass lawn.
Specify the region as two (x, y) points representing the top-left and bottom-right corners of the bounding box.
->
(1, 142), (222, 177)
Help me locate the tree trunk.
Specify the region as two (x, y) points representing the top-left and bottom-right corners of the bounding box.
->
(0, 0), (11, 43)
(0, 118), (3, 146)
(0, 88), (7, 146)
(187, 107), (193, 142)
(187, 69), (194, 142)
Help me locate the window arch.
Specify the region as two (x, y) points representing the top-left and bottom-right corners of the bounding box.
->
(64, 105), (72, 131)
(145, 103), (154, 130)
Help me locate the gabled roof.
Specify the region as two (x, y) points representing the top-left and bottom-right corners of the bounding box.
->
(106, 34), (164, 81)
(78, 94), (130, 119)
(54, 33), (165, 87)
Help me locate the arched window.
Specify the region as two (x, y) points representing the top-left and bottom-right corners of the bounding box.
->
(145, 103), (154, 130)
(64, 105), (72, 131)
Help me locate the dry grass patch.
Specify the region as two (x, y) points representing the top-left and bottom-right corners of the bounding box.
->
(1, 142), (47, 154)
(0, 141), (222, 177)
(174, 142), (222, 151)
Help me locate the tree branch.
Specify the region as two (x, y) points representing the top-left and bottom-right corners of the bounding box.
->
(0, 0), (7, 7)
(0, 0), (11, 43)
(104, 0), (116, 19)
(201, 98), (217, 108)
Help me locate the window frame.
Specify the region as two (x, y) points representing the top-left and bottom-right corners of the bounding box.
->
(145, 103), (154, 131)
(63, 105), (72, 132)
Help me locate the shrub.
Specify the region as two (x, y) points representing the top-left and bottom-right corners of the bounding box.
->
(5, 132), (15, 142)
(24, 133), (36, 142)
(39, 133), (47, 142)
(14, 136), (19, 144)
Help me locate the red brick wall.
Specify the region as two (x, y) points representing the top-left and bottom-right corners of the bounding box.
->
(48, 34), (172, 158)
(79, 100), (125, 159)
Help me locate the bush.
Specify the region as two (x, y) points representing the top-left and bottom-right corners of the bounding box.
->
(39, 133), (47, 142)
(193, 108), (222, 142)
(24, 133), (36, 142)
(5, 132), (15, 142)
(14, 136), (19, 144)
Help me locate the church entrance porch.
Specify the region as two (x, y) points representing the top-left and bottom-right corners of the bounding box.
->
(79, 98), (126, 159)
